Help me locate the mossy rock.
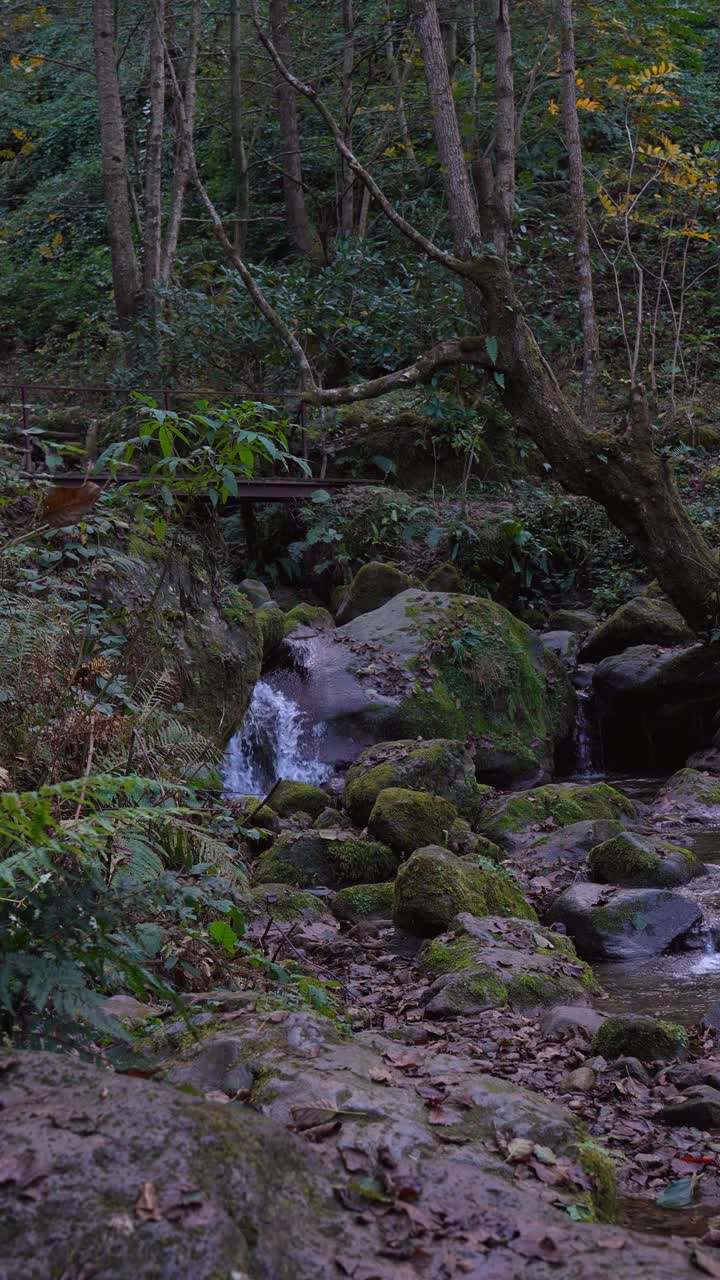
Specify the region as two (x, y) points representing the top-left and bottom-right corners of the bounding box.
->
(250, 883), (331, 923)
(238, 577), (273, 607)
(578, 1140), (617, 1223)
(591, 1015), (688, 1062)
(282, 604), (335, 636)
(588, 832), (704, 888)
(343, 738), (490, 826)
(393, 846), (536, 936)
(255, 831), (398, 890)
(313, 806), (352, 830)
(367, 787), (459, 854)
(548, 881), (702, 960)
(271, 780), (331, 819)
(580, 595), (693, 662)
(479, 782), (635, 845)
(332, 881), (395, 922)
(335, 561), (414, 623)
(425, 562), (464, 593)
(256, 605), (285, 659)
(467, 835), (505, 863)
(546, 608), (597, 634)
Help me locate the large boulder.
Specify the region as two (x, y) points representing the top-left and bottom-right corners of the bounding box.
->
(254, 831), (398, 889)
(479, 782), (635, 846)
(547, 608), (597, 633)
(547, 881), (702, 960)
(393, 846), (536, 936)
(580, 596), (693, 662)
(335, 561), (414, 623)
(367, 787), (458, 854)
(343, 737), (488, 826)
(591, 1015), (688, 1062)
(653, 768), (720, 823)
(418, 913), (598, 1015)
(270, 779), (330, 818)
(593, 642), (720, 770)
(588, 832), (704, 888)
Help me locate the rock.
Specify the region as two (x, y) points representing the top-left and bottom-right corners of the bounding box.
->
(547, 608), (598, 633)
(425, 561), (464, 592)
(653, 768), (720, 824)
(588, 832), (704, 888)
(331, 881), (395, 922)
(367, 786), (459, 854)
(167, 1036), (255, 1095)
(270, 780), (330, 818)
(393, 846), (536, 936)
(250, 883), (333, 923)
(418, 914), (597, 1016)
(100, 995), (160, 1025)
(658, 1085), (720, 1128)
(563, 1067), (596, 1092)
(239, 577), (273, 607)
(580, 596), (694, 662)
(256, 605), (285, 659)
(703, 1002), (720, 1035)
(282, 603), (335, 636)
(343, 737), (489, 826)
(540, 1005), (606, 1039)
(593, 643), (720, 771)
(547, 881), (702, 960)
(522, 820), (625, 882)
(312, 806), (352, 830)
(479, 782), (635, 846)
(0, 1049), (368, 1279)
(614, 1057), (652, 1086)
(540, 630), (580, 665)
(254, 831), (398, 889)
(335, 561), (414, 623)
(336, 589), (574, 788)
(591, 1015), (689, 1062)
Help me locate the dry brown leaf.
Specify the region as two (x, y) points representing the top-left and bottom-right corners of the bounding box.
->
(134, 1181), (162, 1222)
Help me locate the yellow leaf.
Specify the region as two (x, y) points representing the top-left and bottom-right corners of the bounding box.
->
(547, 99), (560, 116)
(577, 97), (602, 112)
(11, 129), (27, 140)
(28, 56), (45, 67)
(10, 55), (22, 69)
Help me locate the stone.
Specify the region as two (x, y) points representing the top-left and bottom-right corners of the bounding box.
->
(238, 577), (273, 607)
(393, 846), (536, 937)
(331, 881), (395, 922)
(563, 1067), (596, 1092)
(167, 1036), (255, 1095)
(653, 768), (720, 824)
(282, 603), (335, 636)
(479, 782), (635, 846)
(313, 806), (352, 830)
(614, 1057), (652, 1086)
(547, 608), (597, 633)
(343, 737), (488, 826)
(591, 1015), (688, 1062)
(335, 561), (414, 623)
(270, 780), (330, 818)
(588, 832), (704, 888)
(580, 596), (693, 662)
(256, 605), (285, 659)
(254, 831), (399, 890)
(657, 1085), (720, 1127)
(250, 883), (333, 923)
(547, 881), (702, 960)
(539, 1005), (606, 1039)
(100, 995), (160, 1026)
(425, 561), (464, 592)
(540, 630), (580, 665)
(367, 786), (458, 854)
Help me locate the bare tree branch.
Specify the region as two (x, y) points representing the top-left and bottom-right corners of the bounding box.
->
(305, 337), (496, 406)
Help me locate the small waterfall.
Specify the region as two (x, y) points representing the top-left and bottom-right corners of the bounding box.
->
(691, 924), (720, 975)
(223, 680), (332, 796)
(573, 664), (598, 777)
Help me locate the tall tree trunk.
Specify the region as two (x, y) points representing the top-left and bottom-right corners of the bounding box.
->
(230, 0), (251, 253)
(143, 0), (166, 298)
(493, 0), (515, 258)
(340, 0), (355, 235)
(558, 0), (600, 426)
(92, 0), (142, 328)
(384, 0), (418, 170)
(269, 0), (325, 263)
(159, 0), (201, 286)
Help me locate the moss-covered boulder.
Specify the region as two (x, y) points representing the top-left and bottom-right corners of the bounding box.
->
(256, 605), (285, 659)
(394, 846), (536, 936)
(251, 883), (332, 923)
(547, 608), (597, 633)
(425, 562), (464, 593)
(654, 769), (720, 824)
(547, 881), (702, 960)
(367, 787), (459, 854)
(343, 738), (489, 826)
(336, 589), (574, 789)
(254, 831), (398, 890)
(418, 913), (598, 1015)
(238, 577), (273, 607)
(271, 780), (330, 818)
(591, 1015), (688, 1062)
(580, 596), (693, 662)
(282, 604), (335, 636)
(313, 806), (352, 830)
(588, 832), (704, 888)
(335, 561), (414, 623)
(479, 782), (635, 845)
(332, 881), (395, 922)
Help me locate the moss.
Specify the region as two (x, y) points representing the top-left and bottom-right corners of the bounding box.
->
(250, 884), (328, 922)
(368, 787), (459, 854)
(332, 881), (394, 921)
(255, 832), (398, 890)
(588, 833), (701, 888)
(418, 936), (479, 975)
(256, 606), (285, 658)
(480, 782), (635, 841)
(505, 971), (590, 1010)
(282, 604), (335, 636)
(446, 968), (509, 1011)
(271, 780), (330, 819)
(425, 562), (464, 593)
(344, 761), (399, 825)
(336, 561), (414, 622)
(578, 1140), (618, 1223)
(467, 835), (505, 863)
(591, 1015), (689, 1062)
(394, 846), (536, 936)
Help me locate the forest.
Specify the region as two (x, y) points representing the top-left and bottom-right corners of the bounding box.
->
(3, 2), (720, 1277)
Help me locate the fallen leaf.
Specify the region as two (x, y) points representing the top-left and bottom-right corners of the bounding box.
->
(506, 1137), (535, 1163)
(290, 1104), (340, 1131)
(134, 1181), (162, 1222)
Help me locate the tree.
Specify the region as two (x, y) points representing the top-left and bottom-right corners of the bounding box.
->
(230, 0), (251, 254)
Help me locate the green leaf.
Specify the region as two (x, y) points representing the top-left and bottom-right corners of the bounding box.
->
(565, 1203), (594, 1222)
(222, 468), (239, 498)
(656, 1175), (698, 1209)
(485, 335), (499, 365)
(494, 371), (506, 390)
(209, 920), (238, 954)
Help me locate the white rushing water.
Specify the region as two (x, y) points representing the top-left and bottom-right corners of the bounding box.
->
(691, 923), (720, 975)
(223, 679), (332, 796)
(574, 685), (595, 776)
